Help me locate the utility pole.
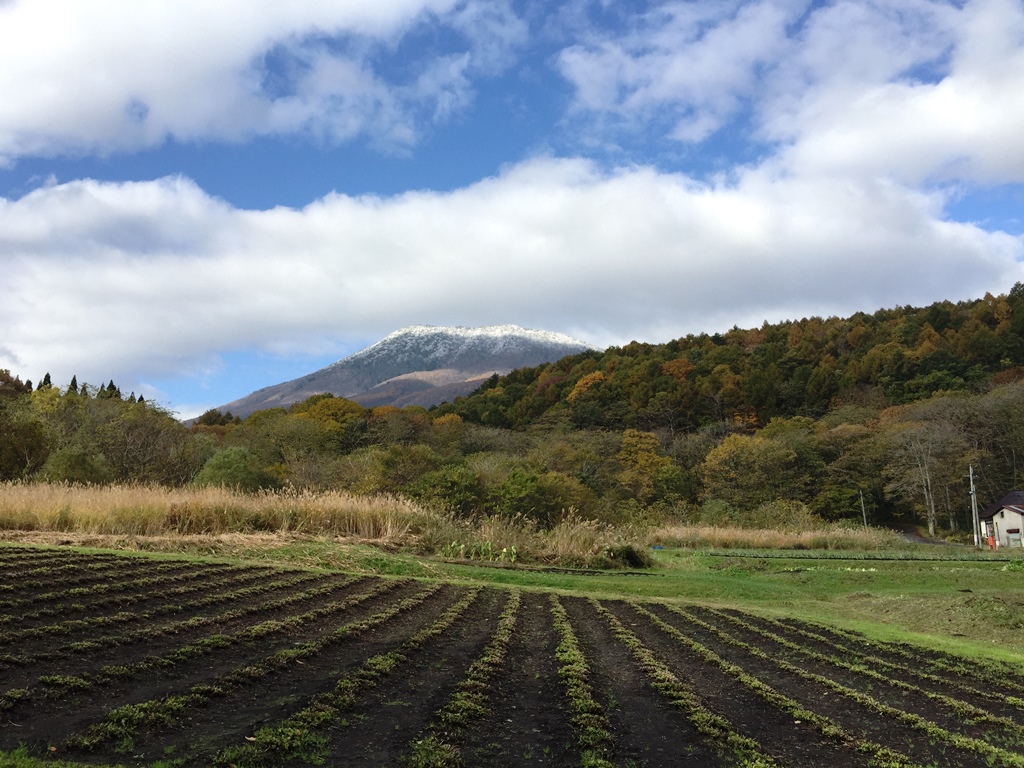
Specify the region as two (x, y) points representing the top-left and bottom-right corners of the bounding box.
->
(860, 490), (868, 529)
(969, 465), (981, 548)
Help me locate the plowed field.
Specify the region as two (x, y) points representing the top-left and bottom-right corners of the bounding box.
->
(2, 546), (1023, 768)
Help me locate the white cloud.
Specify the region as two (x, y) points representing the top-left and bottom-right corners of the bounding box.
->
(764, 0), (1024, 185)
(0, 0), (521, 161)
(2, 0), (1024, 414)
(448, 0), (528, 73)
(556, 0), (1024, 188)
(1, 158), (1021, 399)
(558, 0), (810, 140)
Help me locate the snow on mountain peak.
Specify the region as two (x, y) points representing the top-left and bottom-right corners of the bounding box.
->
(382, 324), (589, 346)
(217, 324), (597, 416)
(332, 325), (594, 369)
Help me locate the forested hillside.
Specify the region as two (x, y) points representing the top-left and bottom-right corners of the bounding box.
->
(4, 288), (1024, 537)
(438, 287), (1024, 431)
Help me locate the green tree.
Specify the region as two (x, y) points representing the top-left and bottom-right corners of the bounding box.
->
(615, 429), (672, 505)
(95, 400), (197, 484)
(38, 446), (114, 484)
(193, 447), (279, 491)
(496, 469), (592, 527)
(700, 433), (803, 508)
(413, 465), (485, 516)
(0, 370), (32, 398)
(195, 409), (236, 427)
(0, 394), (51, 480)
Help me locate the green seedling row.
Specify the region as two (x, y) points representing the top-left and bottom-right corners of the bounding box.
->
(0, 571), (331, 671)
(591, 599), (780, 768)
(740, 612), (1024, 712)
(778, 616), (1024, 703)
(549, 594), (615, 768)
(0, 559), (219, 611)
(668, 606), (1024, 768)
(1, 547), (1021, 768)
(6, 576), (385, 709)
(629, 602), (924, 768)
(704, 607), (1024, 744)
(403, 589), (523, 767)
(3, 564), (274, 626)
(212, 585), (480, 768)
(65, 582), (446, 754)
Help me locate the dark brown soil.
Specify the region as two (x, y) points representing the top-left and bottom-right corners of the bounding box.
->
(310, 588), (508, 767)
(1, 545), (1021, 768)
(691, 606), (1024, 733)
(773, 613), (1024, 697)
(3, 578), (420, 750)
(458, 592), (578, 767)
(134, 584), (481, 766)
(562, 596), (727, 767)
(647, 603), (995, 768)
(599, 599), (880, 768)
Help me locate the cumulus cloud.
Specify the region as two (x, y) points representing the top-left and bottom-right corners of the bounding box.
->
(0, 0), (522, 161)
(557, 0), (1024, 189)
(764, 0), (1024, 185)
(558, 0), (806, 141)
(2, 158), (1021, 398)
(2, 0), (1024, 414)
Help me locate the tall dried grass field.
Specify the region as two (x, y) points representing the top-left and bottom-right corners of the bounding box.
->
(0, 483), (906, 568)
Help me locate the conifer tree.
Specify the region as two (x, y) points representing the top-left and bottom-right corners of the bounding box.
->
(69, 375), (78, 394)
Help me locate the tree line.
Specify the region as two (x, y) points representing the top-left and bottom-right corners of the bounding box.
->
(4, 288), (1024, 535)
(437, 287), (1024, 432)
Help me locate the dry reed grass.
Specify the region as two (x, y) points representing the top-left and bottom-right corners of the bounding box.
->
(0, 483), (904, 568)
(429, 513), (652, 568)
(0, 484), (646, 567)
(647, 523), (904, 550)
(0, 482), (428, 543)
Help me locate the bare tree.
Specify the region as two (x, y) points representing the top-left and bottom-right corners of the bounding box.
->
(882, 419), (961, 537)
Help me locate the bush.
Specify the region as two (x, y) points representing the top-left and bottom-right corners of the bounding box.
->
(496, 469), (595, 527)
(193, 447), (279, 492)
(691, 498), (825, 531)
(37, 446), (114, 485)
(413, 465), (486, 516)
(593, 543), (655, 569)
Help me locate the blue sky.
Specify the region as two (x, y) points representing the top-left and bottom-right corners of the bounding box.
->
(2, 0), (1023, 418)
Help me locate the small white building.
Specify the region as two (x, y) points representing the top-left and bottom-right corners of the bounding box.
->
(980, 491), (1024, 548)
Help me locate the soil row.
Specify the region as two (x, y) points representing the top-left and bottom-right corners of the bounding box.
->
(1, 548), (1020, 768)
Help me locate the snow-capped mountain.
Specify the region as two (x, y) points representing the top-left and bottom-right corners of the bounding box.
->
(214, 325), (594, 417)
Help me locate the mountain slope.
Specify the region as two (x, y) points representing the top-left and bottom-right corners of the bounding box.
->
(216, 325), (594, 417)
(437, 288), (1024, 431)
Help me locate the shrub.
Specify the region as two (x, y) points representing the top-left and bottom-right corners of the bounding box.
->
(37, 446), (114, 485)
(194, 447), (280, 492)
(412, 465), (485, 516)
(591, 543), (655, 569)
(496, 469), (595, 527)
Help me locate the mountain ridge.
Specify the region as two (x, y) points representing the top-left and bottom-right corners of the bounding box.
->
(215, 324), (594, 417)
